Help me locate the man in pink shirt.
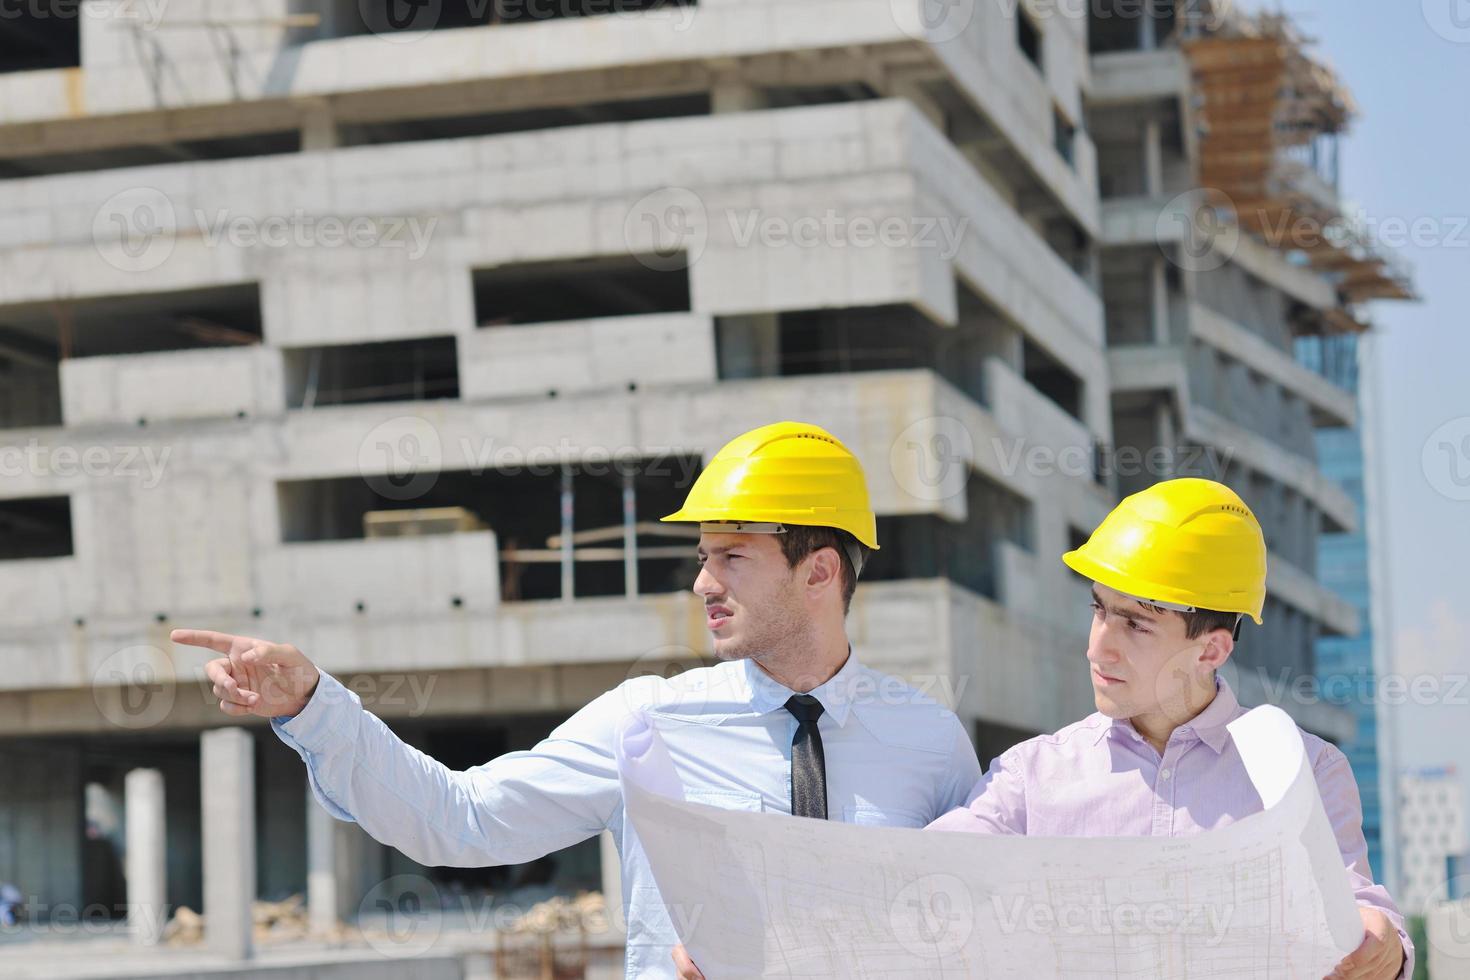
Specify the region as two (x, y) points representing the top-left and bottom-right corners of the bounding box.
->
(926, 478), (1411, 980)
(674, 478), (1409, 980)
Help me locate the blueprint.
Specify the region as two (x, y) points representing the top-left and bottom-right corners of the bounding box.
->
(616, 706), (1364, 978)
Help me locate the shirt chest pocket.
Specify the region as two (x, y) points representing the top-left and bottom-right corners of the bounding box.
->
(843, 803), (929, 829)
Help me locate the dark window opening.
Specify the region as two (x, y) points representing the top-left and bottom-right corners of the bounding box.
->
(0, 132), (300, 181)
(761, 83), (880, 109)
(974, 719), (1038, 767)
(0, 496), (73, 559)
(1022, 338), (1084, 421)
(0, 285), (262, 428)
(862, 472), (1032, 600)
(0, 9), (79, 74)
(337, 93), (711, 147)
(1018, 8), (1043, 70)
(284, 337), (460, 408)
(277, 455), (702, 601)
(1089, 0), (1177, 54)
(323, 0), (696, 38)
(715, 304), (996, 409)
(1053, 106), (1077, 168)
(409, 714), (603, 898)
(474, 255), (690, 327)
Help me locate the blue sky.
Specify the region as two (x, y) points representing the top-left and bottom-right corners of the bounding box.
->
(1240, 1), (1470, 819)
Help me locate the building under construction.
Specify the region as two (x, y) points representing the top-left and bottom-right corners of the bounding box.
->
(0, 0), (1409, 971)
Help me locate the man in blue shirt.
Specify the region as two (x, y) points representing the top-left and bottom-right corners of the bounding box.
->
(178, 421), (981, 978)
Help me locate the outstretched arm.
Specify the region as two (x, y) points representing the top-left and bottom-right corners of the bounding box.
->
(178, 628), (623, 868)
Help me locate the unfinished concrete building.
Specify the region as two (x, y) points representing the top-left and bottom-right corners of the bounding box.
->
(1087, 2), (1410, 736)
(0, 0), (1397, 962)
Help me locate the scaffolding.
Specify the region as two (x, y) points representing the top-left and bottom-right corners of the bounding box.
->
(1182, 10), (1415, 327)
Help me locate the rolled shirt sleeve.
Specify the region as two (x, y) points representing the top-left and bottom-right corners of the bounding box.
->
(1313, 745), (1413, 978)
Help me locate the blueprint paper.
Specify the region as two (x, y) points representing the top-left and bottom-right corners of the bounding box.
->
(619, 705), (1362, 978)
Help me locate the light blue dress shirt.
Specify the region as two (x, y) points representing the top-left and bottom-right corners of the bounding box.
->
(271, 650), (981, 978)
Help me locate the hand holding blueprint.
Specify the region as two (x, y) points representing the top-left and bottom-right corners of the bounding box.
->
(619, 705), (1363, 978)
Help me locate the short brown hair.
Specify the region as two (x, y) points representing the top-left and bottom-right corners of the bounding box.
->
(775, 525), (870, 615)
(1134, 602), (1240, 640)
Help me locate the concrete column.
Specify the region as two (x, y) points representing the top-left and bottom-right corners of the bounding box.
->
(599, 830), (625, 935)
(1143, 119), (1164, 198)
(306, 790), (338, 937)
(201, 727), (255, 961)
(1155, 402), (1176, 472)
(711, 80), (768, 114)
(716, 313), (779, 379)
(300, 100), (339, 152)
(1150, 256), (1171, 345)
(124, 768), (166, 946)
(891, 76), (946, 132)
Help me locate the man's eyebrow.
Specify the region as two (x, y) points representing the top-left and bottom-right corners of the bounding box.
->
(1091, 587), (1158, 622)
(697, 544), (736, 557)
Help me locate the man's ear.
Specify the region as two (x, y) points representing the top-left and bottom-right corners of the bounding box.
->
(1198, 628), (1234, 672)
(804, 547), (843, 596)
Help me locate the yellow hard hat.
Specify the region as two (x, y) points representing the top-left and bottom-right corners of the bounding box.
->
(661, 421), (879, 572)
(1063, 478), (1266, 625)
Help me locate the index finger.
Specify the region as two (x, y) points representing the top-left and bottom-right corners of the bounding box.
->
(170, 629), (247, 654)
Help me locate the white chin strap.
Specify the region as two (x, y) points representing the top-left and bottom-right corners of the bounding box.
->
(699, 521), (866, 578)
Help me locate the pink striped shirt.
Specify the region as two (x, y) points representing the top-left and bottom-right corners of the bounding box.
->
(927, 678), (1411, 977)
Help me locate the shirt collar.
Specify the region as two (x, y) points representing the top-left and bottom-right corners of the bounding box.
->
(740, 646), (861, 728)
(1093, 675), (1240, 753)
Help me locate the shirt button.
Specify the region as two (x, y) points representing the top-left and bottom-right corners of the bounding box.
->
(1160, 769), (1173, 780)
